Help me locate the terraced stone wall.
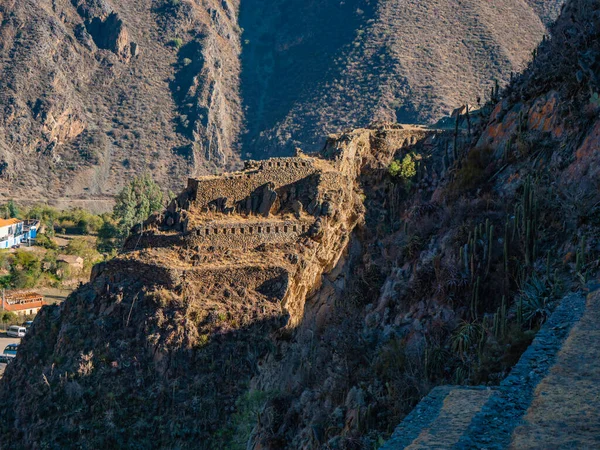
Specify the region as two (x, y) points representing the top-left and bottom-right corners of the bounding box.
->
(187, 219), (312, 248)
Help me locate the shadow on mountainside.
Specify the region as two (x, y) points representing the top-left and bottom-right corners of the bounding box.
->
(0, 269), (287, 449)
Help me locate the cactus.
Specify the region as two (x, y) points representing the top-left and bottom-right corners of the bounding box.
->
(516, 296), (523, 327)
(486, 223), (494, 278)
(478, 317), (487, 357)
(576, 235), (586, 273)
(504, 220), (509, 279)
(453, 108), (460, 162)
(501, 295), (507, 338)
(470, 276), (481, 320)
(466, 104), (471, 137)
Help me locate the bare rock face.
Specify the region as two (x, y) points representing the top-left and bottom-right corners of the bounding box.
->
(0, 0), (242, 205)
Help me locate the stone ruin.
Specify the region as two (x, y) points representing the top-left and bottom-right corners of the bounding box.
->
(127, 125), (447, 254)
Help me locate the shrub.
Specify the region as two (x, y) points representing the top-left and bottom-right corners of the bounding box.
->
(389, 153), (417, 185)
(451, 321), (482, 358)
(517, 275), (552, 327)
(449, 146), (494, 193)
(36, 233), (58, 250)
(170, 38), (183, 49)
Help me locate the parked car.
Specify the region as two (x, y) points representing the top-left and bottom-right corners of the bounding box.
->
(3, 343), (18, 361)
(7, 326), (26, 338)
(23, 321), (33, 330)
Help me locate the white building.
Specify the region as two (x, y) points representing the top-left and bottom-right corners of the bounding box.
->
(0, 218), (24, 249)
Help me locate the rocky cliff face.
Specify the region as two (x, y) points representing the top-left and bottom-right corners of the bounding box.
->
(0, 0), (242, 205)
(0, 0), (563, 205)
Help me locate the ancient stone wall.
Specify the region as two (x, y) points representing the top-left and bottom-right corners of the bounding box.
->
(187, 157), (318, 210)
(187, 219), (312, 248)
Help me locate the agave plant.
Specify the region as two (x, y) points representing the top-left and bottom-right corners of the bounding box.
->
(518, 275), (552, 327)
(451, 320), (483, 360)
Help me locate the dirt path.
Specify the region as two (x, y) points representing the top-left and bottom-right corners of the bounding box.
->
(510, 290), (600, 449)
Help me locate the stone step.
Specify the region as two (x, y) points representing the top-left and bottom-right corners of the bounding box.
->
(380, 386), (494, 449)
(381, 292), (588, 450)
(456, 292), (586, 449)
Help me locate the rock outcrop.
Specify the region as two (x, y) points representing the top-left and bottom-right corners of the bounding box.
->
(0, 124), (448, 448)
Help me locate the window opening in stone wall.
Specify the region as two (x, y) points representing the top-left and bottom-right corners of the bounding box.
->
(258, 227), (262, 233)
(249, 227), (253, 234)
(293, 225), (297, 232)
(284, 226), (288, 232)
(266, 227), (271, 233)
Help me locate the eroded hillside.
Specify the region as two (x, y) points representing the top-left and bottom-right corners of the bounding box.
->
(0, 0), (242, 206)
(0, 0), (563, 205)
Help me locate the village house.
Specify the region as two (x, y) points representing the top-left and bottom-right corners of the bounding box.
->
(1, 291), (45, 316)
(56, 254), (85, 279)
(0, 218), (39, 249)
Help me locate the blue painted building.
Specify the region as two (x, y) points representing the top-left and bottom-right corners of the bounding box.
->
(0, 218), (39, 249)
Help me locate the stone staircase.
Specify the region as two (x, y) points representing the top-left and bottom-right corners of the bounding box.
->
(381, 290), (599, 449)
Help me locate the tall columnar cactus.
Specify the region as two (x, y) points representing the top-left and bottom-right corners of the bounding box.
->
(520, 176), (537, 268)
(504, 220), (509, 281)
(470, 276), (481, 320)
(576, 235), (587, 274)
(486, 223), (494, 278)
(453, 110), (460, 162)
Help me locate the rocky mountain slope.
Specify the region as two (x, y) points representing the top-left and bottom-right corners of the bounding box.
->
(0, 0), (563, 204)
(240, 0), (565, 157)
(2, 0), (599, 448)
(0, 123), (449, 448)
(0, 0), (242, 205)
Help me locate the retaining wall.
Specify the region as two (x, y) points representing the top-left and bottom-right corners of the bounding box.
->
(187, 219), (312, 248)
(187, 157), (318, 210)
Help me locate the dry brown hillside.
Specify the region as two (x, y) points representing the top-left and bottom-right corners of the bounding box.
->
(241, 0), (565, 156)
(0, 0), (242, 205)
(0, 0), (563, 205)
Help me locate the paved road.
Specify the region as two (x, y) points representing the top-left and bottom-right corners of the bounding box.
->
(0, 335), (22, 378)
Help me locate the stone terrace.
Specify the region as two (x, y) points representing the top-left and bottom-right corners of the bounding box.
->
(381, 288), (600, 449)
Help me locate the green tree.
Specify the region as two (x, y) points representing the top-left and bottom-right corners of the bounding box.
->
(1, 311), (17, 330)
(65, 238), (102, 271)
(97, 217), (120, 253)
(113, 173), (164, 240)
(10, 250), (42, 289)
(7, 200), (19, 218)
